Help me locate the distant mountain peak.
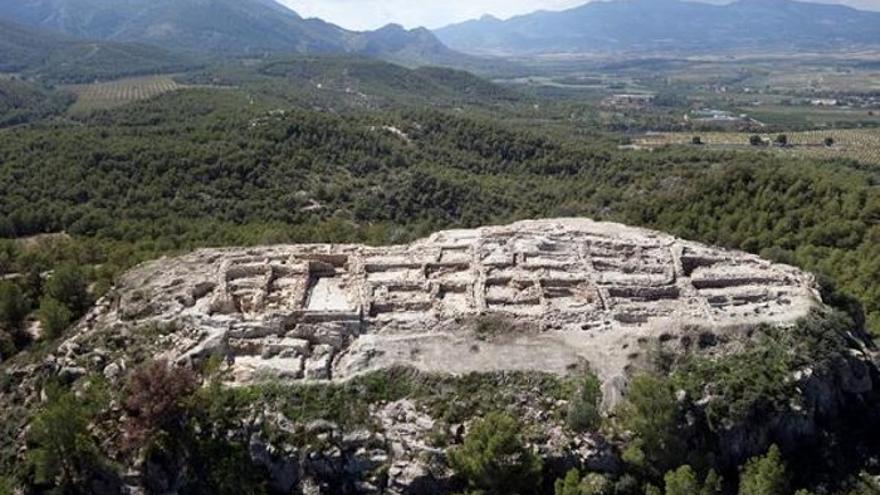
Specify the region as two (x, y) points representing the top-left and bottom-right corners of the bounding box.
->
(251, 0), (302, 17)
(376, 23), (407, 32)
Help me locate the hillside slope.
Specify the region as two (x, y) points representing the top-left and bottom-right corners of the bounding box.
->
(435, 0), (880, 55)
(0, 19), (191, 82)
(248, 56), (521, 109)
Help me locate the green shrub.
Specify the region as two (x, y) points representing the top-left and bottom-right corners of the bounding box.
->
(0, 282), (28, 331)
(702, 471), (722, 495)
(662, 466), (721, 495)
(22, 266), (43, 305)
(38, 297), (73, 340)
(0, 476), (12, 495)
(45, 263), (91, 316)
(26, 388), (102, 491)
(567, 373), (602, 433)
(617, 375), (684, 476)
(555, 469), (583, 495)
(612, 474), (641, 495)
(645, 485), (662, 495)
(448, 412), (543, 495)
(664, 466), (700, 495)
(582, 473), (614, 495)
(553, 470), (613, 495)
(0, 330), (15, 360)
(738, 445), (789, 495)
(845, 473), (880, 495)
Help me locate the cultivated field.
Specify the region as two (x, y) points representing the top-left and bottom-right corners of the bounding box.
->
(635, 128), (880, 166)
(739, 104), (880, 129)
(766, 68), (880, 93)
(64, 75), (184, 114)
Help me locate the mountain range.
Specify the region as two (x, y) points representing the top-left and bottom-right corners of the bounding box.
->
(0, 0), (460, 65)
(2, 0), (880, 76)
(434, 0), (880, 55)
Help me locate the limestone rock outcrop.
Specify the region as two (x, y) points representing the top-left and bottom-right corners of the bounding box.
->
(68, 218), (821, 393)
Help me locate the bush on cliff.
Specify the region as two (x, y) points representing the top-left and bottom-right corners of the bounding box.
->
(567, 373), (602, 433)
(449, 412), (543, 495)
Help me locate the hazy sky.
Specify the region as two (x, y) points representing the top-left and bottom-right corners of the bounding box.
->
(279, 0), (880, 31)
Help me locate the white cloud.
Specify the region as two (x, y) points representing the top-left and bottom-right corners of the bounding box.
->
(280, 0), (880, 31)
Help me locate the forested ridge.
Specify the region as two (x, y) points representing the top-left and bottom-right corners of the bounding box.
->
(178, 55), (523, 112)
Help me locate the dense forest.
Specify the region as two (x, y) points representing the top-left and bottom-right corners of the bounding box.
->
(0, 79), (73, 127)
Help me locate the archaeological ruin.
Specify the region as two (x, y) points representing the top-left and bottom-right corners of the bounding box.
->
(75, 218), (821, 392)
